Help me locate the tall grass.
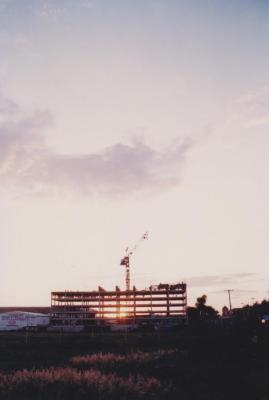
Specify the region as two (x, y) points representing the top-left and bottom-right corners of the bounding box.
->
(71, 349), (178, 370)
(0, 367), (167, 400)
(0, 349), (179, 399)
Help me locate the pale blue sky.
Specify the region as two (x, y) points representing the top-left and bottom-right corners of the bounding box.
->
(0, 0), (269, 309)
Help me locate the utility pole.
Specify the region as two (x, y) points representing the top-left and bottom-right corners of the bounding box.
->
(225, 289), (234, 312)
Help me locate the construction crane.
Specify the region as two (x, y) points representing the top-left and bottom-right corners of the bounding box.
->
(120, 231), (149, 292)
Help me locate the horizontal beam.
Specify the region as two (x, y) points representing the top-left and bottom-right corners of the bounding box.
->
(52, 303), (185, 309)
(52, 296), (186, 303)
(51, 289), (186, 297)
(52, 310), (186, 315)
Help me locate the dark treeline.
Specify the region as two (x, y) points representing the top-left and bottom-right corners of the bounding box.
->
(187, 294), (269, 327)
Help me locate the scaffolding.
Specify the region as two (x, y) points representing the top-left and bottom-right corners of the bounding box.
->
(51, 283), (187, 326)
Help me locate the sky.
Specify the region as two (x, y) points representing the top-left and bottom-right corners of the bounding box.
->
(0, 0), (269, 310)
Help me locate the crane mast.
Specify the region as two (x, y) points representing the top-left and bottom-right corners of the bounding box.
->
(120, 231), (148, 292)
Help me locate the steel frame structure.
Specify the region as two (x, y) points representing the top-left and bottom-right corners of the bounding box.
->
(51, 283), (187, 325)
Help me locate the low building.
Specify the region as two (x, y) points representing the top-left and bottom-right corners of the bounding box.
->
(0, 311), (49, 331)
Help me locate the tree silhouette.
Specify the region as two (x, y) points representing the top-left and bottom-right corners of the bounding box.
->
(187, 294), (219, 322)
(196, 295), (207, 309)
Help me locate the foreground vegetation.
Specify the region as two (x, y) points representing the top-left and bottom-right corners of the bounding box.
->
(0, 366), (164, 400)
(0, 326), (269, 399)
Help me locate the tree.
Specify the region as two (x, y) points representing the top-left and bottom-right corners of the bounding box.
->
(187, 294), (219, 322)
(196, 295), (207, 309)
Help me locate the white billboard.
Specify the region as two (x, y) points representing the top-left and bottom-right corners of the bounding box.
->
(0, 312), (50, 331)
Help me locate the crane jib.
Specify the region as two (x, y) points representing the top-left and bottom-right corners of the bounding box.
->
(120, 232), (149, 291)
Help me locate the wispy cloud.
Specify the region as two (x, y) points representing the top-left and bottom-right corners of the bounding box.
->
(34, 0), (98, 20)
(234, 86), (269, 128)
(35, 1), (66, 21)
(209, 288), (257, 295)
(187, 273), (257, 288)
(0, 93), (193, 197)
(0, 93), (19, 116)
(80, 0), (98, 10)
(0, 0), (12, 10)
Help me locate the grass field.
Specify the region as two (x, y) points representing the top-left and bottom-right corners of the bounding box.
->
(0, 327), (269, 399)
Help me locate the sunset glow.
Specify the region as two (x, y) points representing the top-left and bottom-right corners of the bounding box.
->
(0, 1), (269, 310)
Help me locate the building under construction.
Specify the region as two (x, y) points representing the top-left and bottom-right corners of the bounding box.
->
(50, 233), (187, 329)
(50, 283), (187, 328)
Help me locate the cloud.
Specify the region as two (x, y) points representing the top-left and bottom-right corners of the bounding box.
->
(234, 86), (269, 128)
(0, 0), (12, 10)
(0, 94), (193, 197)
(35, 1), (66, 21)
(209, 288), (257, 295)
(0, 94), (19, 116)
(187, 273), (257, 288)
(80, 0), (98, 9)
